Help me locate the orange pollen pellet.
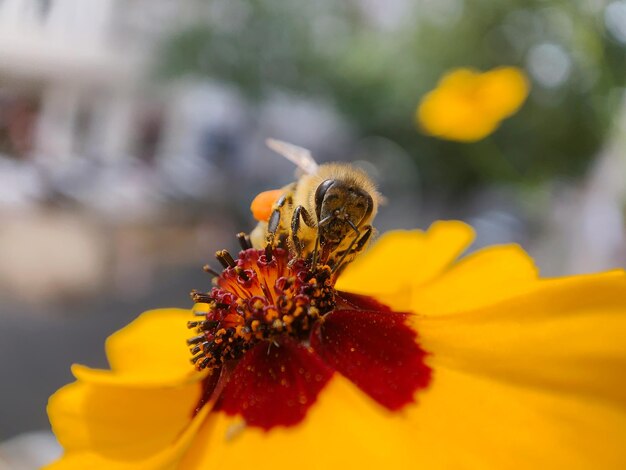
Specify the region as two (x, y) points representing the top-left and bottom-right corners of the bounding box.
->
(250, 189), (284, 222)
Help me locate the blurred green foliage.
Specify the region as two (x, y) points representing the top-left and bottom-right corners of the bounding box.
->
(159, 0), (626, 193)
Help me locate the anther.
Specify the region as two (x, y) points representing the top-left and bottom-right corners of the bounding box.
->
(190, 290), (213, 303)
(216, 250), (237, 269)
(237, 232), (252, 250)
(187, 334), (205, 346)
(190, 354), (204, 364)
(265, 244), (273, 262)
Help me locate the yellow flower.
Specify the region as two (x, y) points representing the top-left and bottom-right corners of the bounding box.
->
(417, 67), (530, 142)
(46, 221), (626, 469)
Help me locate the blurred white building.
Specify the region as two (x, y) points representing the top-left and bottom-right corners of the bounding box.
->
(0, 0), (241, 304)
(0, 0), (266, 210)
(0, 0), (145, 165)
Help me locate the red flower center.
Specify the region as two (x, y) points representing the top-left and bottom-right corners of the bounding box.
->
(188, 246), (432, 430)
(188, 247), (335, 371)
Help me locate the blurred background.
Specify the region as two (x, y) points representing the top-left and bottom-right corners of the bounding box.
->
(0, 0), (625, 467)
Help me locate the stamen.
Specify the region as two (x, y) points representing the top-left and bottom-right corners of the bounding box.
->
(216, 250), (237, 269)
(187, 334), (205, 346)
(237, 232), (253, 250)
(190, 290), (213, 303)
(203, 264), (221, 277)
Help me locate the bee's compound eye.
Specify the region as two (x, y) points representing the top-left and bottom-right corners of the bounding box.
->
(314, 179), (335, 219)
(250, 189), (284, 222)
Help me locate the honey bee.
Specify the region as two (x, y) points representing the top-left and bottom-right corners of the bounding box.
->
(249, 139), (380, 275)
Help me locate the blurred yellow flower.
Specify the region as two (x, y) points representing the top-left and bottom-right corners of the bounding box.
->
(417, 67), (530, 142)
(46, 221), (626, 469)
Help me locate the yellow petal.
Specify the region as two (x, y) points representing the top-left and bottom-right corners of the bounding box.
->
(479, 66), (530, 119)
(105, 308), (199, 383)
(336, 221), (474, 310)
(417, 87), (500, 142)
(437, 67), (480, 89)
(416, 271), (626, 407)
(69, 363), (207, 388)
(45, 404), (211, 470)
(412, 244), (539, 315)
(416, 66), (529, 142)
(47, 377), (203, 465)
(403, 366), (626, 468)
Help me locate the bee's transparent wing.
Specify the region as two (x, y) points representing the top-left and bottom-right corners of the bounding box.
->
(266, 138), (319, 174)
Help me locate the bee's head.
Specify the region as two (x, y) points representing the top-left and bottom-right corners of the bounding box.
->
(314, 179), (374, 243)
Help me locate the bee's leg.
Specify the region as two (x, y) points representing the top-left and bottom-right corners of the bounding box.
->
(331, 224), (373, 275)
(330, 220), (361, 274)
(291, 205), (316, 260)
(351, 225), (373, 260)
(266, 195), (288, 247)
(355, 225), (373, 251)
